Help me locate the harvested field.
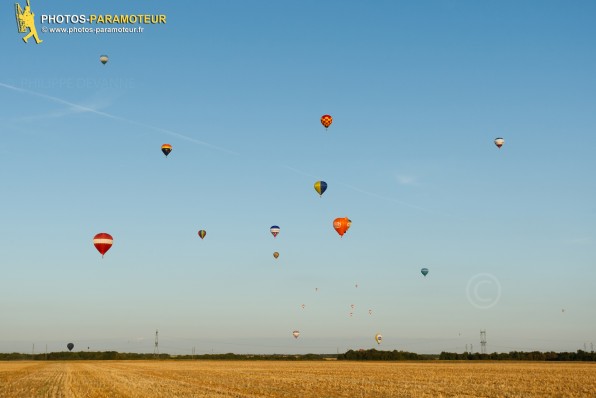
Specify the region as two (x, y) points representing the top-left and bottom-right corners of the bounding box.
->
(0, 360), (594, 397)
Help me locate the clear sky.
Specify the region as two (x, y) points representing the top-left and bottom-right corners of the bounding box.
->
(1, 0), (595, 355)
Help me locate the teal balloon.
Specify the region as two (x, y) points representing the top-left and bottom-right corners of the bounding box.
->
(421, 268), (429, 277)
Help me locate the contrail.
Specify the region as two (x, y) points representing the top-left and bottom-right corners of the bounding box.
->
(2, 81), (447, 214)
(0, 82), (238, 155)
(283, 165), (448, 215)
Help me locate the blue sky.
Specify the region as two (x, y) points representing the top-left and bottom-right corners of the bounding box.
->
(1, 0), (595, 355)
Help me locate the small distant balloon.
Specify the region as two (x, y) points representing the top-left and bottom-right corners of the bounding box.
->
(67, 343), (74, 351)
(161, 144), (172, 157)
(355, 283), (358, 288)
(375, 333), (383, 345)
(273, 252), (279, 259)
(314, 181), (327, 197)
(292, 330), (300, 339)
(320, 114), (333, 129)
(315, 287), (318, 292)
(421, 268), (429, 277)
(270, 225), (280, 238)
(350, 304), (355, 309)
(333, 217), (351, 237)
(494, 137), (504, 149)
(301, 304), (305, 309)
(99, 55), (108, 65)
(198, 230), (206, 239)
(349, 312), (353, 317)
(93, 233), (113, 258)
(369, 309), (372, 315)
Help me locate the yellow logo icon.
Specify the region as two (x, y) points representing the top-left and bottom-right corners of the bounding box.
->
(15, 0), (42, 44)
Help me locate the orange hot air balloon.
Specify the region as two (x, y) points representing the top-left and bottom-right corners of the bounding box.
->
(93, 233), (113, 258)
(321, 114), (333, 129)
(273, 252), (279, 259)
(333, 217), (351, 237)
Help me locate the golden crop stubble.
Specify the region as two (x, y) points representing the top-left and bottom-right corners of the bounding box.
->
(0, 360), (595, 398)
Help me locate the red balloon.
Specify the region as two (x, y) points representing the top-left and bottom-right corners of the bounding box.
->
(93, 233), (113, 258)
(333, 217), (351, 237)
(321, 114), (333, 129)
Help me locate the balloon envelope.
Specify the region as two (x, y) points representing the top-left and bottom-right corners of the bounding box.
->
(270, 225), (280, 238)
(494, 137), (504, 148)
(161, 144), (172, 157)
(198, 230), (206, 239)
(333, 217), (351, 237)
(99, 55), (108, 65)
(67, 343), (74, 351)
(93, 233), (113, 258)
(314, 181), (327, 197)
(273, 252), (279, 259)
(321, 114), (333, 129)
(375, 333), (382, 344)
(421, 268), (429, 276)
(292, 330), (300, 339)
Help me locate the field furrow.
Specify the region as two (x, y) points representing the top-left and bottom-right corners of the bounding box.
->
(0, 361), (594, 398)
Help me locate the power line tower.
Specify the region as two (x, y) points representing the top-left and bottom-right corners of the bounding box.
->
(154, 329), (159, 358)
(480, 330), (487, 354)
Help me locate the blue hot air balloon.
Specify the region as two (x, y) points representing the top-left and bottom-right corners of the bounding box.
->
(270, 225), (280, 238)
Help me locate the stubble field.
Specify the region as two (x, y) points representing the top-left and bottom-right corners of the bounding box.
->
(0, 360), (594, 397)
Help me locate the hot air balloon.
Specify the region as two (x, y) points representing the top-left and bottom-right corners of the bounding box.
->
(161, 144), (172, 157)
(273, 252), (279, 259)
(350, 304), (355, 309)
(270, 225), (280, 238)
(349, 312), (353, 317)
(494, 138), (504, 149)
(369, 309), (372, 315)
(333, 217), (351, 237)
(93, 233), (113, 258)
(321, 114), (333, 129)
(375, 333), (382, 345)
(421, 268), (429, 277)
(292, 330), (300, 339)
(67, 343), (74, 351)
(99, 55), (108, 65)
(301, 304), (305, 309)
(197, 230), (206, 239)
(314, 181), (327, 197)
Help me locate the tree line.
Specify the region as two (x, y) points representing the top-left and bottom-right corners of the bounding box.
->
(1, 349), (594, 361)
(439, 350), (596, 361)
(337, 349), (437, 361)
(0, 352), (334, 361)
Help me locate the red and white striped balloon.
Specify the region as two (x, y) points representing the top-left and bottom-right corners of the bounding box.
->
(93, 233), (113, 258)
